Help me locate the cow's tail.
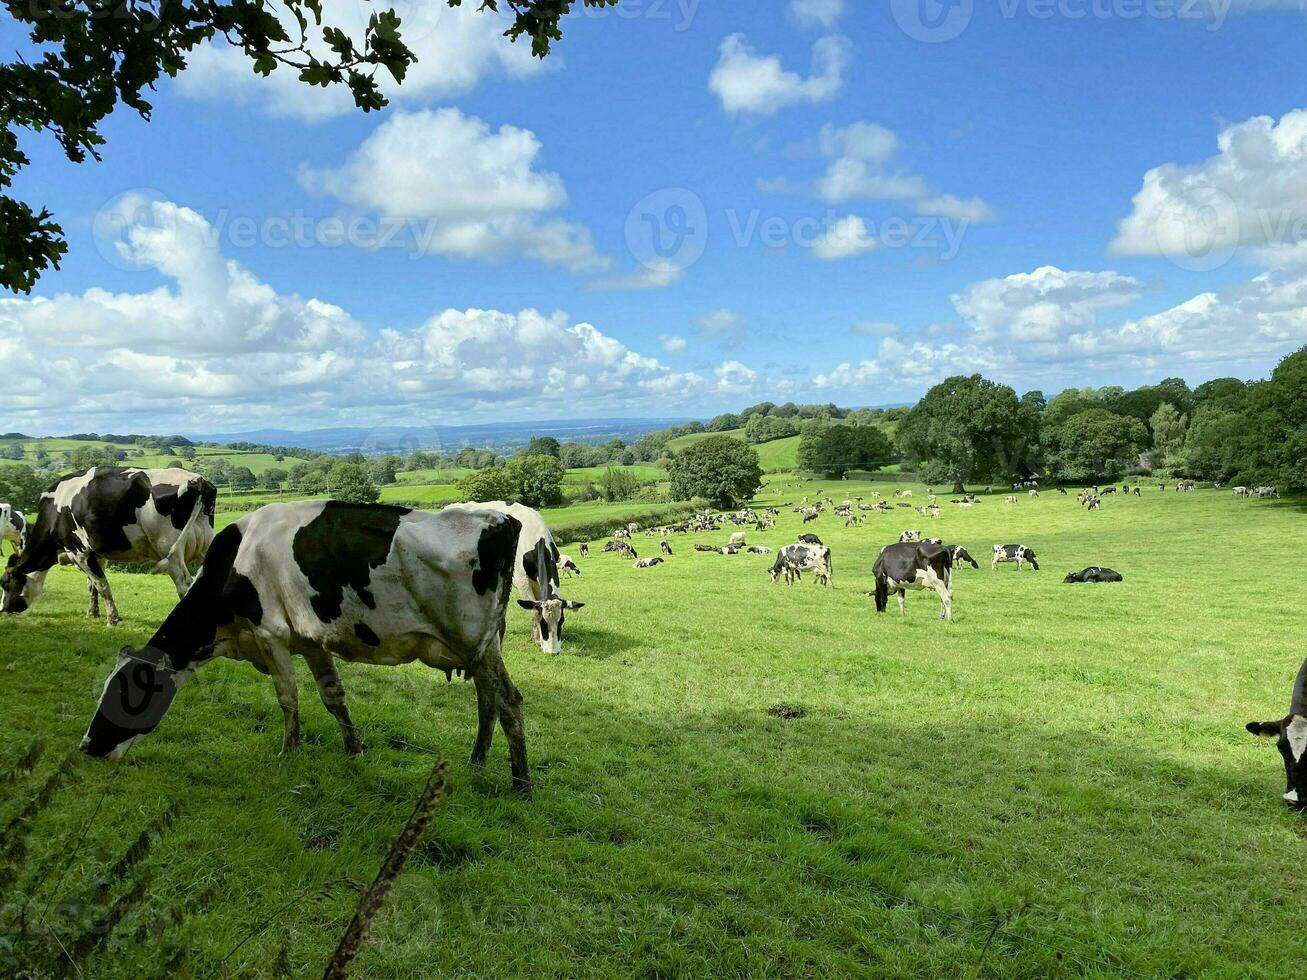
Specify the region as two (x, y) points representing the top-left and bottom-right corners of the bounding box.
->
(156, 483), (215, 575)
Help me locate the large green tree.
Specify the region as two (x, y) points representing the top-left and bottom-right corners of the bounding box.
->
(667, 437), (762, 508)
(797, 422), (893, 479)
(895, 375), (1037, 491)
(1, 0), (615, 293)
(1043, 409), (1149, 483)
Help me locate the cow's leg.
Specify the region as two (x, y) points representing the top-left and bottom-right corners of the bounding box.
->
(469, 668), (498, 769)
(897, 590), (906, 616)
(71, 553), (120, 625)
(86, 576), (100, 619)
(478, 645), (529, 792)
(935, 581), (953, 621)
(262, 639), (301, 753)
(304, 649), (362, 755)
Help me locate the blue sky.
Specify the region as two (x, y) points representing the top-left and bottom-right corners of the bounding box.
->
(5, 0), (1307, 434)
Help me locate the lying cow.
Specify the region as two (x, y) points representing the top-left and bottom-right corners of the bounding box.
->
(769, 544), (832, 587)
(633, 557), (664, 569)
(992, 544), (1039, 571)
(1246, 657), (1307, 808)
(2, 467), (215, 625)
(747, 546), (773, 555)
(900, 530), (921, 543)
(873, 542), (953, 621)
(79, 501), (533, 790)
(0, 503), (27, 556)
(445, 501), (583, 655)
(1063, 567), (1123, 584)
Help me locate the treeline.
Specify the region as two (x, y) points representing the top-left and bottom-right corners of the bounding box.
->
(893, 346), (1307, 490)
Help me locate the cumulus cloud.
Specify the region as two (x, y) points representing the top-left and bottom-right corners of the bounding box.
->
(300, 108), (608, 273)
(660, 334), (688, 353)
(0, 199), (776, 432)
(175, 1), (546, 122)
(1112, 108), (1307, 264)
(787, 0), (844, 29)
(810, 215), (877, 260)
(952, 266), (1146, 342)
(585, 260), (685, 292)
(708, 33), (850, 116)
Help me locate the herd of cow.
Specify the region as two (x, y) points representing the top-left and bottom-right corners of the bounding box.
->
(0, 464), (1302, 808)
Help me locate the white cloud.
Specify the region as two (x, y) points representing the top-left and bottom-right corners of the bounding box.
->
(917, 194), (999, 224)
(300, 108), (607, 273)
(694, 308), (749, 347)
(585, 260), (684, 292)
(708, 33), (850, 116)
(1112, 108), (1307, 262)
(952, 266), (1145, 342)
(175, 1), (546, 122)
(660, 334), (688, 353)
(0, 199), (778, 432)
(787, 0), (844, 29)
(810, 215), (877, 260)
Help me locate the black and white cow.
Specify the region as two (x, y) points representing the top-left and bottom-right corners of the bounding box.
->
(1, 467), (215, 625)
(0, 503), (27, 556)
(945, 545), (980, 570)
(1246, 657), (1307, 808)
(633, 557), (664, 569)
(991, 544), (1039, 571)
(873, 542), (953, 621)
(1063, 567), (1123, 584)
(899, 530), (921, 543)
(559, 555), (581, 578)
(769, 544), (833, 587)
(660, 540), (673, 556)
(79, 501), (533, 790)
(445, 501), (583, 655)
(579, 542), (590, 559)
(798, 533), (824, 546)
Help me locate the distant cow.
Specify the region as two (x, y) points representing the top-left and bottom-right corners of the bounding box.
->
(873, 543), (953, 621)
(992, 544), (1039, 571)
(445, 501), (583, 655)
(1005, 495), (1019, 505)
(633, 557), (664, 569)
(900, 530), (921, 543)
(579, 543), (590, 558)
(769, 544), (833, 587)
(747, 546), (773, 555)
(728, 532), (747, 548)
(1063, 567), (1123, 584)
(798, 533), (823, 546)
(1245, 657), (1307, 808)
(660, 540), (673, 556)
(694, 544), (717, 553)
(559, 555), (581, 578)
(0, 503), (27, 556)
(78, 501), (533, 790)
(1, 467), (215, 625)
(945, 545), (980, 570)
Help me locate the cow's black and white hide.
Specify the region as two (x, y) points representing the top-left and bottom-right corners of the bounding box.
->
(79, 502), (533, 790)
(747, 546), (773, 555)
(694, 544), (717, 553)
(0, 503), (28, 556)
(1246, 657), (1307, 808)
(1063, 567), (1123, 583)
(797, 533), (823, 546)
(1, 467), (215, 625)
(991, 544), (1039, 571)
(559, 555), (581, 578)
(445, 501), (583, 655)
(579, 543), (590, 558)
(945, 545), (980, 570)
(900, 530), (921, 543)
(633, 557), (664, 569)
(873, 542), (953, 621)
(660, 540), (673, 556)
(769, 544), (832, 587)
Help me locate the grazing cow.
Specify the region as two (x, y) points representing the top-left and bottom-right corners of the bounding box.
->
(945, 545), (980, 570)
(633, 557), (664, 569)
(899, 530), (921, 543)
(1005, 495), (1019, 505)
(1057, 487), (1068, 496)
(798, 533), (823, 546)
(1245, 657), (1307, 807)
(728, 531), (747, 548)
(1233, 486), (1250, 497)
(991, 544), (1040, 571)
(1133, 487), (1141, 498)
(2, 467), (215, 625)
(559, 555), (581, 578)
(79, 501), (533, 790)
(1063, 567), (1123, 583)
(579, 542), (590, 558)
(747, 546), (773, 555)
(444, 501), (583, 655)
(0, 503), (27, 556)
(769, 544), (833, 587)
(660, 540), (673, 556)
(873, 543), (953, 621)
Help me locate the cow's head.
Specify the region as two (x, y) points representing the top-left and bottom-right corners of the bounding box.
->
(1247, 659), (1307, 808)
(0, 556), (45, 614)
(1063, 571), (1079, 583)
(81, 646), (195, 760)
(517, 597), (584, 655)
(1022, 547), (1040, 570)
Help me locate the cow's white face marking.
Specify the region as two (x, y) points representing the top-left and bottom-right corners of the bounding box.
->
(1286, 715), (1307, 761)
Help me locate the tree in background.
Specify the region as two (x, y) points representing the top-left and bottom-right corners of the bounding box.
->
(1150, 402), (1188, 468)
(458, 466), (517, 504)
(896, 375), (1036, 492)
(328, 462), (380, 505)
(368, 455), (401, 486)
(0, 463), (44, 513)
(797, 422), (893, 479)
(743, 413), (800, 445)
(228, 466), (258, 491)
(505, 454), (566, 508)
(598, 467), (640, 502)
(525, 437), (562, 460)
(262, 468), (289, 489)
(668, 437), (762, 508)
(1043, 409), (1149, 483)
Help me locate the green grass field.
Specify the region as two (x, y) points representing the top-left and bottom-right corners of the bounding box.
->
(2, 482), (1305, 976)
(0, 437), (314, 475)
(665, 429), (801, 471)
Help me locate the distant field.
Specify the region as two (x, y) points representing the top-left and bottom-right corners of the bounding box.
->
(562, 464), (664, 484)
(394, 468), (472, 485)
(664, 429), (800, 471)
(0, 437), (314, 475)
(3, 481), (1305, 975)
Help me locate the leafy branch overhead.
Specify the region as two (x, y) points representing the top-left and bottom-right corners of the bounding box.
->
(0, 0), (617, 294)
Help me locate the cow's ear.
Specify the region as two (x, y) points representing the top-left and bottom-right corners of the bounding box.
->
(1247, 721), (1283, 738)
(565, 601), (585, 610)
(517, 600), (540, 611)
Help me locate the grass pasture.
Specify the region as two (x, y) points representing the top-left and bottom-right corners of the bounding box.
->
(1, 482), (1306, 976)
